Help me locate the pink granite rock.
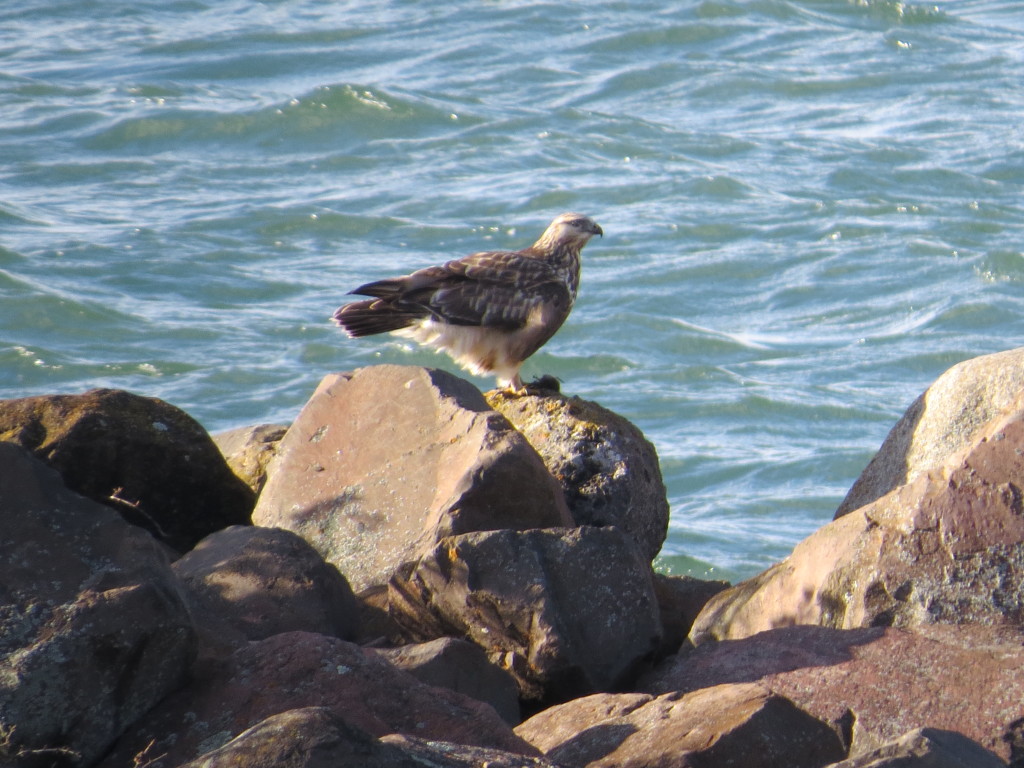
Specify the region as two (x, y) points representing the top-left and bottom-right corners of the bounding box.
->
(641, 623), (1024, 763)
(173, 525), (358, 650)
(252, 366), (572, 593)
(691, 401), (1024, 644)
(515, 683), (844, 768)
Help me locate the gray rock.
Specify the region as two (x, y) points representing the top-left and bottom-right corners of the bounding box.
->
(837, 347), (1024, 518)
(173, 525), (358, 650)
(486, 388), (669, 561)
(252, 366), (572, 593)
(0, 388), (254, 551)
(376, 637), (520, 724)
(0, 443), (195, 768)
(514, 683), (845, 768)
(390, 526), (662, 703)
(824, 727), (1006, 768)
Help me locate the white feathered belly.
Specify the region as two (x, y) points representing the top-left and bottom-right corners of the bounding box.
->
(393, 319), (527, 386)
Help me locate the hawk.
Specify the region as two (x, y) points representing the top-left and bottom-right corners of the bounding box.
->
(334, 212), (603, 393)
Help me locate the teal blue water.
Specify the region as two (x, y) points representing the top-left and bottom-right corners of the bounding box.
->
(4, 0), (1024, 581)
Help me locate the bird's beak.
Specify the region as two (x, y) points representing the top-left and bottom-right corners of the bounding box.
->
(594, 224), (604, 237)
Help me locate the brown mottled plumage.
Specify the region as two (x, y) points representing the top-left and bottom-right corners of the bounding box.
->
(333, 213), (603, 392)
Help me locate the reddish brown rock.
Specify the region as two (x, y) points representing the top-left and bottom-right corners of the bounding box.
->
(252, 367), (572, 593)
(0, 388), (254, 551)
(823, 727), (1005, 768)
(514, 683), (845, 768)
(175, 708), (563, 768)
(641, 624), (1024, 763)
(174, 707), (422, 768)
(376, 637), (520, 724)
(389, 526), (662, 703)
(691, 402), (1024, 644)
(173, 525), (358, 650)
(838, 348), (1024, 518)
(0, 443), (196, 768)
(213, 423), (288, 495)
(382, 734), (564, 767)
(652, 572), (730, 656)
(100, 631), (536, 768)
(486, 389), (670, 561)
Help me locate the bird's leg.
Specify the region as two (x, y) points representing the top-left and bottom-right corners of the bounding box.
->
(504, 373), (527, 396)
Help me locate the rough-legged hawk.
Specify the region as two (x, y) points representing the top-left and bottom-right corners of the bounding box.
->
(334, 212), (602, 392)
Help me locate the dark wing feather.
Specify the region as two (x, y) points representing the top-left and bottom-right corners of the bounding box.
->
(426, 250), (570, 330)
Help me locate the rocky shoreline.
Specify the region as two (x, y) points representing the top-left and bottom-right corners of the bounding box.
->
(3, 352), (1024, 767)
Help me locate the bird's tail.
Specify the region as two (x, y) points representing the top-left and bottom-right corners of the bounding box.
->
(333, 299), (422, 338)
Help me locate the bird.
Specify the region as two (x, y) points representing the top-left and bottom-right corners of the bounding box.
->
(333, 212), (603, 393)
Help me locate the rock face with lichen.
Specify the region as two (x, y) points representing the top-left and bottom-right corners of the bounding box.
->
(486, 387), (669, 562)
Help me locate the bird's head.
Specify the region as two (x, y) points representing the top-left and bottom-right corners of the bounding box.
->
(534, 212), (603, 252)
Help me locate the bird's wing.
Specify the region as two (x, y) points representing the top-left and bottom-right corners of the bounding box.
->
(426, 250), (572, 330)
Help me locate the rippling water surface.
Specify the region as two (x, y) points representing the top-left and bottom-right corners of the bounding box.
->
(4, 0), (1024, 580)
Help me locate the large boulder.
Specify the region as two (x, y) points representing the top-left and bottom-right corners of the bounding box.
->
(823, 727), (1005, 768)
(375, 637), (520, 724)
(173, 525), (359, 650)
(389, 526), (662, 703)
(0, 388), (254, 551)
(486, 388), (669, 561)
(252, 366), (572, 593)
(690, 396), (1024, 643)
(174, 707), (425, 768)
(514, 683), (845, 768)
(100, 631), (536, 768)
(175, 708), (563, 768)
(837, 347), (1024, 518)
(641, 623), (1024, 763)
(0, 443), (196, 768)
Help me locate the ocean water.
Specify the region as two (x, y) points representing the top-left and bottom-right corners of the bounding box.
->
(3, 0), (1024, 582)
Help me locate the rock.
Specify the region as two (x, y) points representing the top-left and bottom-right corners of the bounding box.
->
(641, 623), (1024, 763)
(0, 388), (254, 551)
(376, 637), (520, 725)
(389, 526), (662, 703)
(213, 423), (288, 495)
(514, 683), (845, 768)
(823, 727), (1006, 768)
(690, 399), (1024, 643)
(652, 572), (730, 657)
(99, 631), (536, 768)
(486, 388), (669, 561)
(0, 443), (196, 768)
(173, 525), (359, 651)
(837, 347), (1024, 518)
(381, 734), (565, 767)
(252, 366), (572, 593)
(174, 707), (426, 768)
